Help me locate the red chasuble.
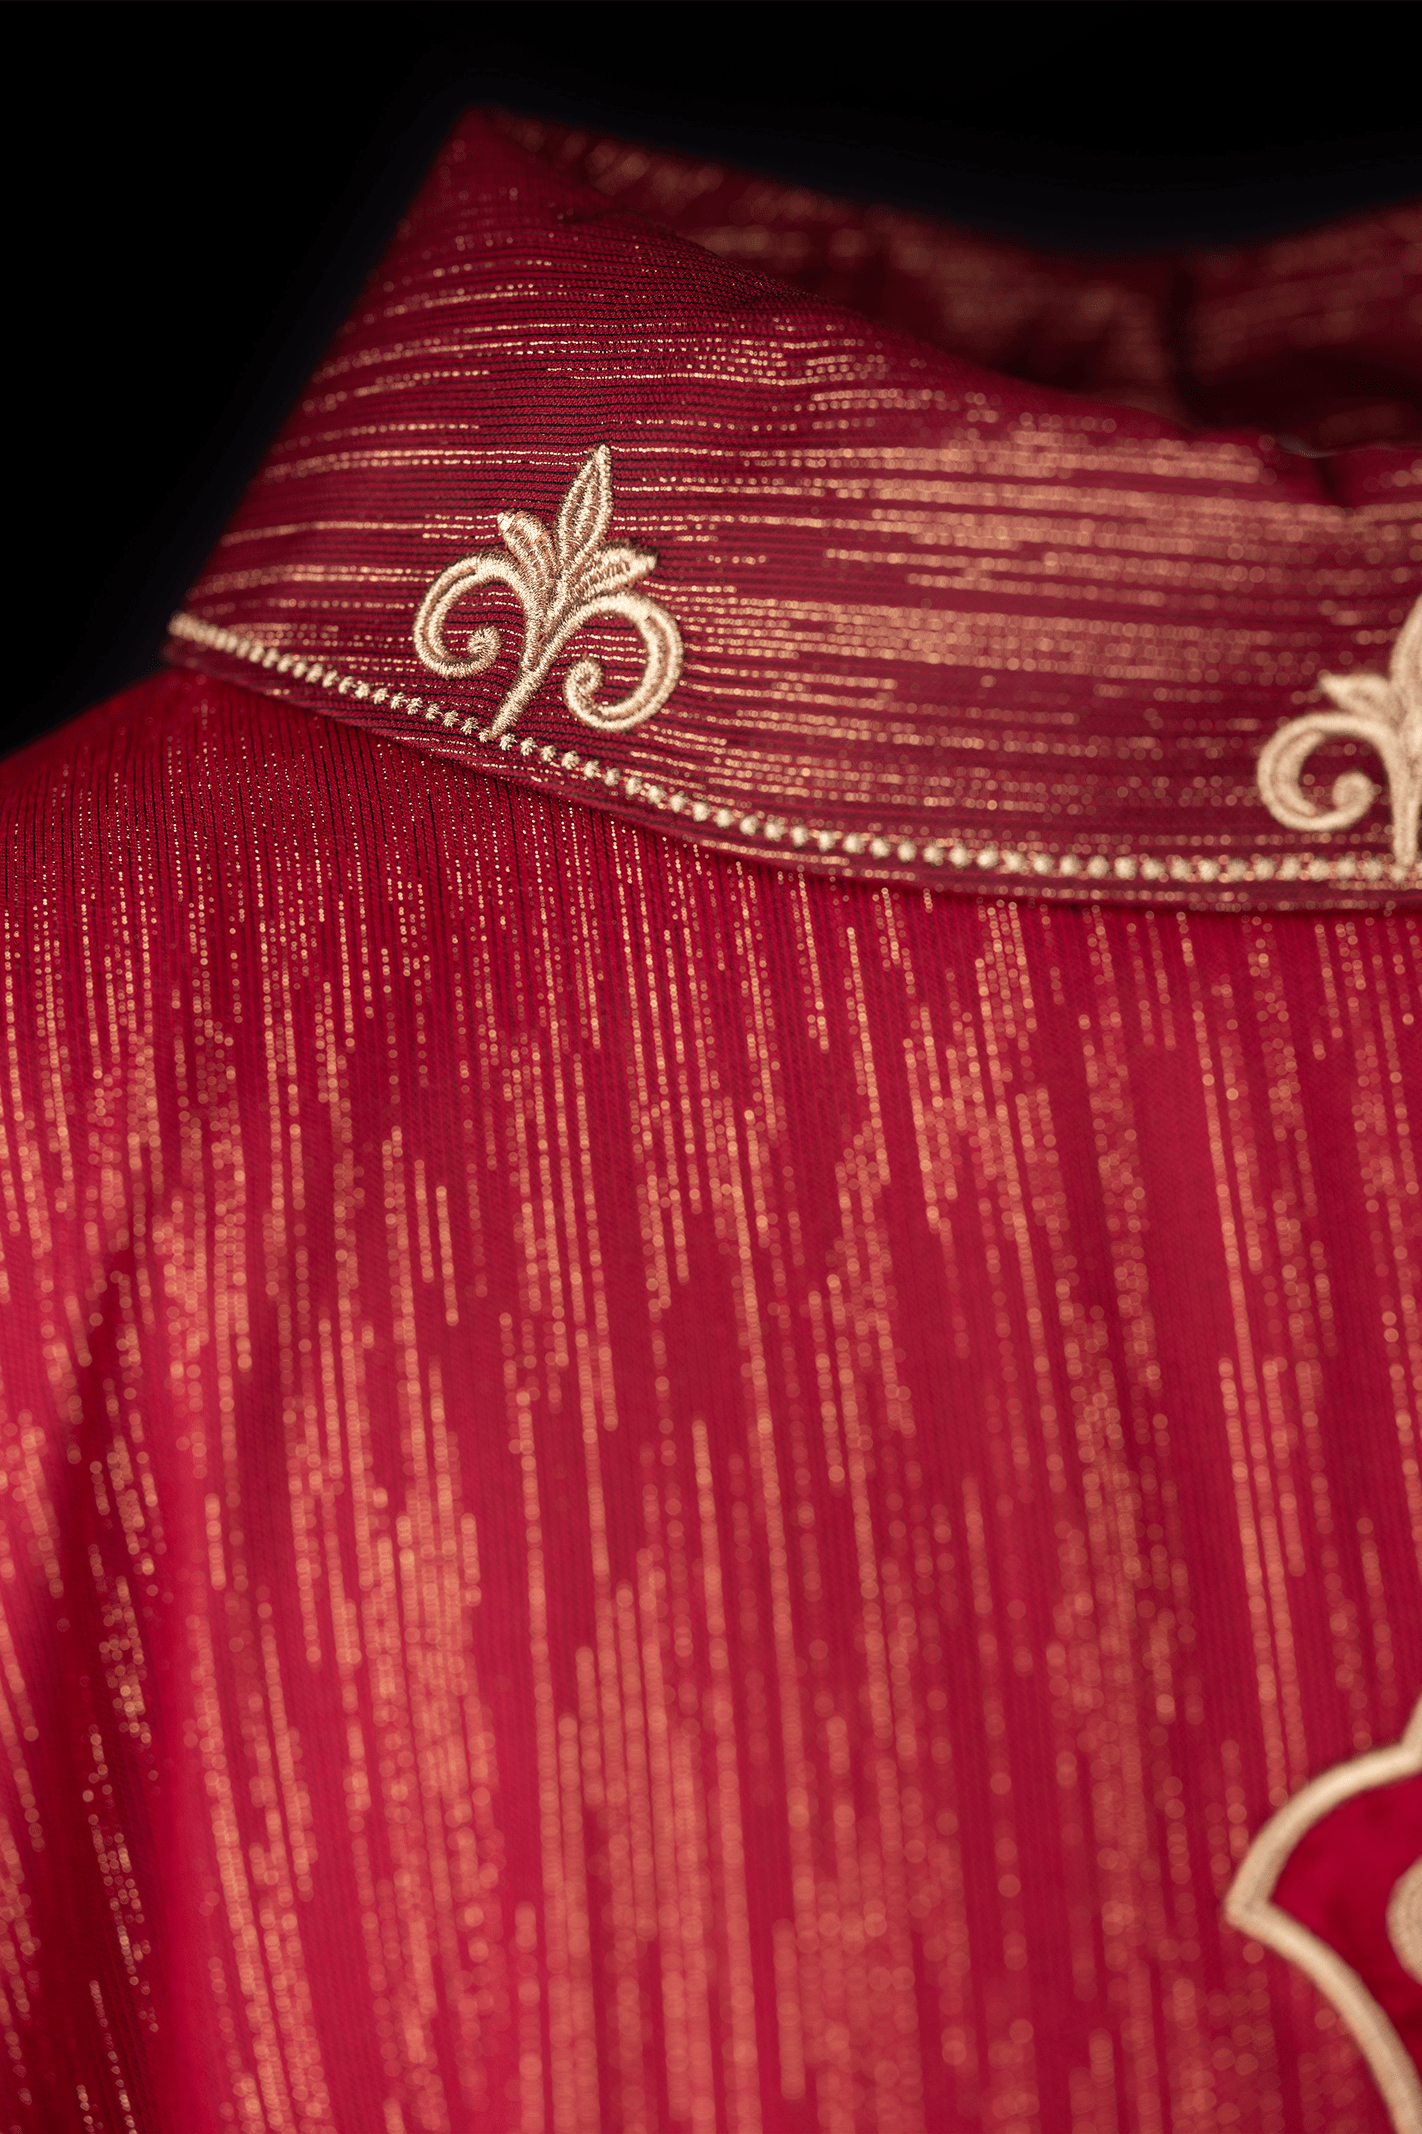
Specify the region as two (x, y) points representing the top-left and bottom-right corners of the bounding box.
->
(2, 113), (1420, 2134)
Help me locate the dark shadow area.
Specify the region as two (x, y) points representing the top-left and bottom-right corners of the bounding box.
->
(9, 2), (1419, 757)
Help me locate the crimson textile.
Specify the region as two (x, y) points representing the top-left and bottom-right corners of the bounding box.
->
(164, 114), (1422, 903)
(3, 106), (1421, 2134)
(2, 672), (1419, 2132)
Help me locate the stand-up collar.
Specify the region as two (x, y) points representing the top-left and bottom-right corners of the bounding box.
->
(167, 113), (1422, 906)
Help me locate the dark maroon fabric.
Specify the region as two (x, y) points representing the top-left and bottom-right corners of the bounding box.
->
(163, 114), (1422, 907)
(503, 113), (1422, 449)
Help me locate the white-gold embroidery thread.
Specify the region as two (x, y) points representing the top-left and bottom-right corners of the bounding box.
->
(1258, 594), (1422, 868)
(411, 445), (684, 738)
(1390, 1860), (1422, 1985)
(166, 613), (1420, 892)
(1224, 1700), (1422, 2134)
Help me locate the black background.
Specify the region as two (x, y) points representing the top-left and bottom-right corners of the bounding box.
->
(9, 2), (1420, 758)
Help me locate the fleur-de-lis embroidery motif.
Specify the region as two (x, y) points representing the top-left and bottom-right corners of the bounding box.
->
(1258, 595), (1422, 868)
(412, 445), (684, 738)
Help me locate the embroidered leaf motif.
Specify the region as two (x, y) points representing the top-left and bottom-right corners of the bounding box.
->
(1258, 592), (1422, 869)
(556, 445), (614, 576)
(412, 444), (684, 739)
(574, 544), (659, 600)
(497, 510), (557, 600)
(1319, 671), (1398, 724)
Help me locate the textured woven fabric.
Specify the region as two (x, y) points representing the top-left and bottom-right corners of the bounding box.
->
(500, 114), (1422, 449)
(1272, 1779), (1422, 2065)
(3, 106), (1421, 2134)
(2, 671), (1419, 2133)
(164, 113), (1422, 904)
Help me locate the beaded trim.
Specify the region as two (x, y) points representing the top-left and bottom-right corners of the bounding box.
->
(168, 615), (1416, 890)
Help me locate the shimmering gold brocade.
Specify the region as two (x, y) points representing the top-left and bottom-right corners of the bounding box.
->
(1, 674), (1417, 2130)
(163, 115), (1422, 906)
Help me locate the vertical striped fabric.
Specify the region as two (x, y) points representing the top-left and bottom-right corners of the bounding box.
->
(2, 672), (1416, 2131)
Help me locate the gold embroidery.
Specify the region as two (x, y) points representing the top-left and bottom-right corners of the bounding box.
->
(167, 614), (1419, 892)
(1258, 594), (1422, 868)
(411, 445), (684, 737)
(1390, 1859), (1422, 1986)
(1224, 1699), (1422, 2134)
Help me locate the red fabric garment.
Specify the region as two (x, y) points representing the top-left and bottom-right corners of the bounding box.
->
(2, 111), (1420, 2134)
(502, 113), (1422, 448)
(1272, 1778), (1422, 2066)
(4, 672), (1419, 2133)
(164, 112), (1422, 902)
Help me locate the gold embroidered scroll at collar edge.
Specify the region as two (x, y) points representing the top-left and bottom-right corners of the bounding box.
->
(166, 574), (1422, 910)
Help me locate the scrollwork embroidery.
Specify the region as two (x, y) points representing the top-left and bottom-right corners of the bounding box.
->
(1257, 595), (1422, 868)
(1388, 1859), (1422, 1986)
(412, 445), (684, 738)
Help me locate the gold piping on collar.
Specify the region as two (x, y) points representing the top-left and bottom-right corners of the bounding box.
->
(168, 612), (1419, 893)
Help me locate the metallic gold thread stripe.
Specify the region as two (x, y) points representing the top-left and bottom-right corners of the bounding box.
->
(166, 613), (1418, 891)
